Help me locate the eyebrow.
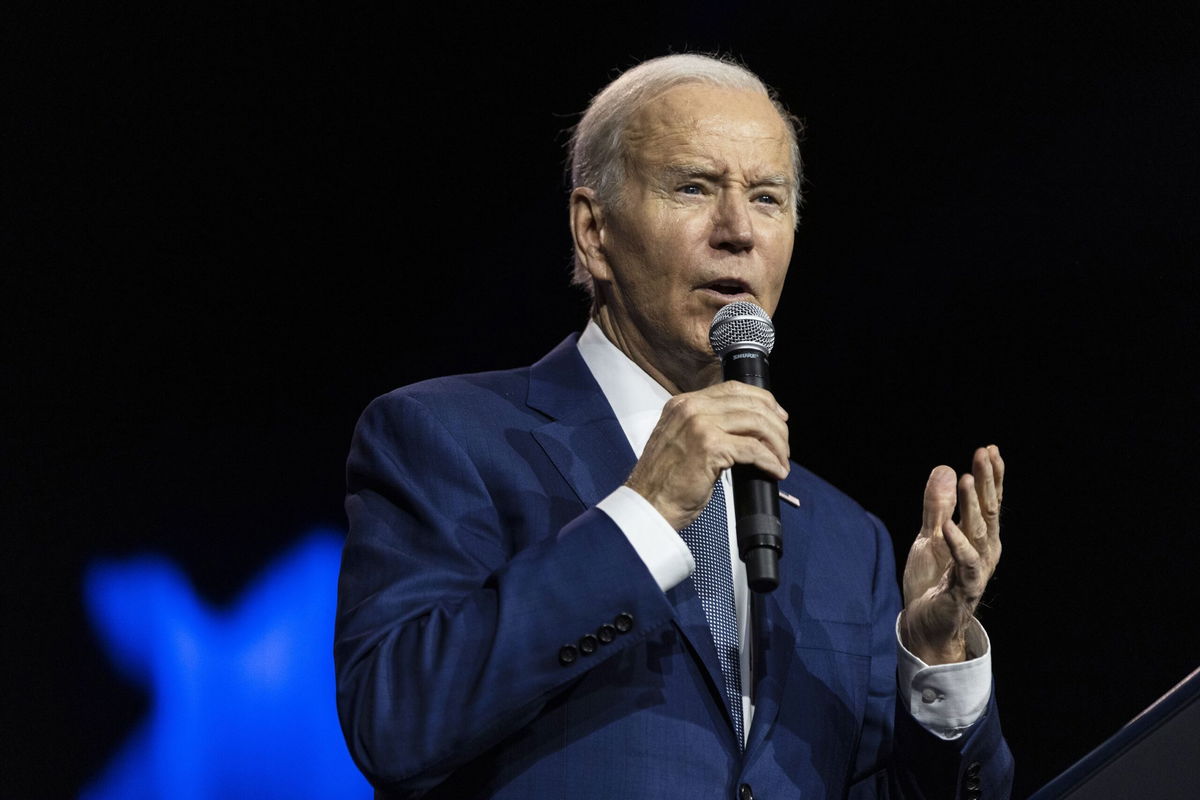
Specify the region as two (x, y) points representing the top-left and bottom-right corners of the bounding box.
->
(662, 164), (793, 190)
(752, 175), (793, 188)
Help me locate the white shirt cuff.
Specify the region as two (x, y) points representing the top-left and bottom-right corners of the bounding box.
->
(896, 614), (993, 740)
(596, 486), (694, 592)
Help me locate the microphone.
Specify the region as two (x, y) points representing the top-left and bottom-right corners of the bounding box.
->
(709, 301), (783, 593)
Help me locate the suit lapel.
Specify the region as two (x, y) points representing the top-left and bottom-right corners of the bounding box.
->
(527, 335), (634, 508)
(666, 576), (738, 733)
(526, 335), (739, 741)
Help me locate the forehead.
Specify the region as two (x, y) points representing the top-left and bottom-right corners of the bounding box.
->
(623, 84), (793, 178)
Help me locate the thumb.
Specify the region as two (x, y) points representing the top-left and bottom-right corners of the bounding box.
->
(921, 465), (958, 535)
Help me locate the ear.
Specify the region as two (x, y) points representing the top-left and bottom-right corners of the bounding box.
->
(569, 187), (612, 284)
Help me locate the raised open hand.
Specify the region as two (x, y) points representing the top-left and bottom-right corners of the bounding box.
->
(901, 445), (1004, 664)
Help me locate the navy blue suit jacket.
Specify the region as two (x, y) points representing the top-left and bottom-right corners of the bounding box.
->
(334, 335), (1013, 799)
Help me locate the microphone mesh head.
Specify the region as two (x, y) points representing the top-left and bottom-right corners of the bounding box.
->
(709, 301), (775, 357)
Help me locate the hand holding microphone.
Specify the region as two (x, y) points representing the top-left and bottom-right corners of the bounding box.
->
(624, 301), (787, 593)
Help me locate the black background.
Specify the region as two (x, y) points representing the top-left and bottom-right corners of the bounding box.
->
(7, 3), (1199, 797)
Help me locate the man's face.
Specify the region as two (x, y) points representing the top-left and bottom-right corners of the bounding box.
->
(593, 83), (796, 387)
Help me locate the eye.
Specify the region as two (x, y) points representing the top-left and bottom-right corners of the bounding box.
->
(754, 193), (781, 205)
(677, 183), (704, 195)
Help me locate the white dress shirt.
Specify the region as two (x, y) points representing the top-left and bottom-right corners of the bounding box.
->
(576, 321), (992, 743)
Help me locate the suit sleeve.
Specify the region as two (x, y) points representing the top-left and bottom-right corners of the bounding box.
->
(333, 392), (677, 795)
(849, 514), (1014, 799)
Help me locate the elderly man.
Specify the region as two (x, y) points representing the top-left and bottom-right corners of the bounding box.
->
(335, 54), (1013, 799)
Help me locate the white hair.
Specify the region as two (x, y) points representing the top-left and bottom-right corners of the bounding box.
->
(567, 53), (804, 295)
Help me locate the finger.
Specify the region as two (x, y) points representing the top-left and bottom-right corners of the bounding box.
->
(973, 447), (1000, 543)
(701, 381), (788, 420)
(665, 394), (790, 459)
(942, 519), (984, 601)
(661, 394), (792, 485)
(958, 472), (986, 547)
(720, 434), (791, 480)
(921, 466), (957, 537)
(711, 403), (790, 444)
(671, 392), (791, 451)
(697, 407), (790, 470)
(925, 523), (953, 570)
(988, 444), (1005, 506)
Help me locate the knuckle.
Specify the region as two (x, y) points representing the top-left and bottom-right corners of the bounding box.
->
(692, 425), (719, 452)
(685, 414), (709, 436)
(665, 395), (690, 415)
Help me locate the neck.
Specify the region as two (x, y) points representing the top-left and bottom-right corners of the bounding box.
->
(591, 304), (721, 395)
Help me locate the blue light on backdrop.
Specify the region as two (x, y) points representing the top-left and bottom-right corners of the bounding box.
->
(83, 531), (372, 799)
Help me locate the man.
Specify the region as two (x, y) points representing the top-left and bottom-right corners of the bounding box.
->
(335, 54), (1013, 799)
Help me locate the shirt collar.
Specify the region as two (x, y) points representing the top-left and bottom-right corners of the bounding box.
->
(576, 320), (671, 459)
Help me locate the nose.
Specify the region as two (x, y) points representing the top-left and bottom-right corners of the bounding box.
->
(709, 191), (754, 253)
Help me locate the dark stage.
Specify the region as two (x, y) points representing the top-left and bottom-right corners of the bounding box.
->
(7, 3), (1198, 797)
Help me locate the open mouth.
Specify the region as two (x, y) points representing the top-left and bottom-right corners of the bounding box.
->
(701, 279), (751, 296)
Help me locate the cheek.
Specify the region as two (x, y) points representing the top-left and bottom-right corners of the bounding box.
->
(648, 211), (706, 256)
(768, 233), (794, 280)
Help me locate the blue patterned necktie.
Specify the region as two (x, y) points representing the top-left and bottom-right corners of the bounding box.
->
(678, 480), (744, 749)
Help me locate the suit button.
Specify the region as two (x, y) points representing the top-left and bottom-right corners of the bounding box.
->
(579, 633), (599, 655)
(597, 623), (617, 643)
(738, 783), (754, 800)
(614, 612), (634, 633)
(965, 761), (982, 779)
(558, 644), (579, 666)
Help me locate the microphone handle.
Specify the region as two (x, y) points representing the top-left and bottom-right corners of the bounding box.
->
(723, 349), (783, 593)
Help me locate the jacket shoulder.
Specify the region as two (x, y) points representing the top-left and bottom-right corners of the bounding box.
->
(369, 366), (535, 421)
(361, 333), (586, 429)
